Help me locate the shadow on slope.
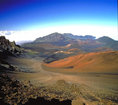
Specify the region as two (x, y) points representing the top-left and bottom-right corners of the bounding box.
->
(25, 98), (71, 105)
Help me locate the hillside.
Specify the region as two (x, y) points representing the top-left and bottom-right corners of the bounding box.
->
(1, 36), (118, 105)
(0, 36), (22, 72)
(34, 32), (74, 46)
(23, 32), (118, 52)
(22, 33), (118, 63)
(63, 33), (96, 40)
(45, 51), (118, 73)
(0, 36), (22, 57)
(23, 32), (98, 50)
(97, 36), (118, 50)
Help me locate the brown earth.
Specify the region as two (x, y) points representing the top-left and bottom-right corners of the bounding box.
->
(7, 54), (118, 105)
(45, 51), (118, 73)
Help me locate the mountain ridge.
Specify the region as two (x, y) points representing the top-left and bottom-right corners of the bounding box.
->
(22, 32), (118, 63)
(23, 32), (118, 50)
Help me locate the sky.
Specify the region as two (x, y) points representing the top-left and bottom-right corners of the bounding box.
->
(0, 0), (117, 42)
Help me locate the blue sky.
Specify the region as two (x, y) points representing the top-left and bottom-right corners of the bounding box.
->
(0, 0), (117, 41)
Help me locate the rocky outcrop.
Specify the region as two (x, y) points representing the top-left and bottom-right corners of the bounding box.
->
(0, 36), (22, 58)
(0, 60), (19, 72)
(0, 36), (22, 72)
(24, 98), (71, 105)
(0, 74), (72, 105)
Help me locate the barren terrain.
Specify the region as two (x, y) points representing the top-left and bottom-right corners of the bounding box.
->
(7, 54), (118, 105)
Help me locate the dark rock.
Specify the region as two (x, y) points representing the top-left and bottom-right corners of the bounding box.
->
(0, 100), (9, 105)
(0, 74), (72, 105)
(0, 36), (22, 72)
(24, 97), (71, 105)
(0, 36), (22, 58)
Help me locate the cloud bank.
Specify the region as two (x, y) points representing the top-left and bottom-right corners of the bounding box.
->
(0, 25), (117, 43)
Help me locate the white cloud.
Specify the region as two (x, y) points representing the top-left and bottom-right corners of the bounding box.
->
(0, 25), (117, 42)
(0, 31), (14, 36)
(0, 31), (39, 42)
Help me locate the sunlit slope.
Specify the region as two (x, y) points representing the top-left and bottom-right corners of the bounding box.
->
(45, 51), (118, 72)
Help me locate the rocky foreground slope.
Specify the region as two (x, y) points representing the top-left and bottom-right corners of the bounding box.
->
(0, 74), (72, 105)
(0, 36), (72, 105)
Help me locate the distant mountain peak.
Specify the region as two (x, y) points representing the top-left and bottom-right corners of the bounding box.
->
(23, 33), (118, 52)
(97, 36), (115, 44)
(34, 32), (96, 43)
(34, 32), (66, 43)
(98, 36), (114, 41)
(63, 33), (96, 40)
(97, 36), (118, 50)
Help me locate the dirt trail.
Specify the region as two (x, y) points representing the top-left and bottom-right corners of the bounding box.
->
(8, 57), (118, 89)
(8, 57), (81, 84)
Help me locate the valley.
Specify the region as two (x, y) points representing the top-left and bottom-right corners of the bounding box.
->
(7, 53), (118, 105)
(0, 33), (118, 105)
(1, 0), (117, 104)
